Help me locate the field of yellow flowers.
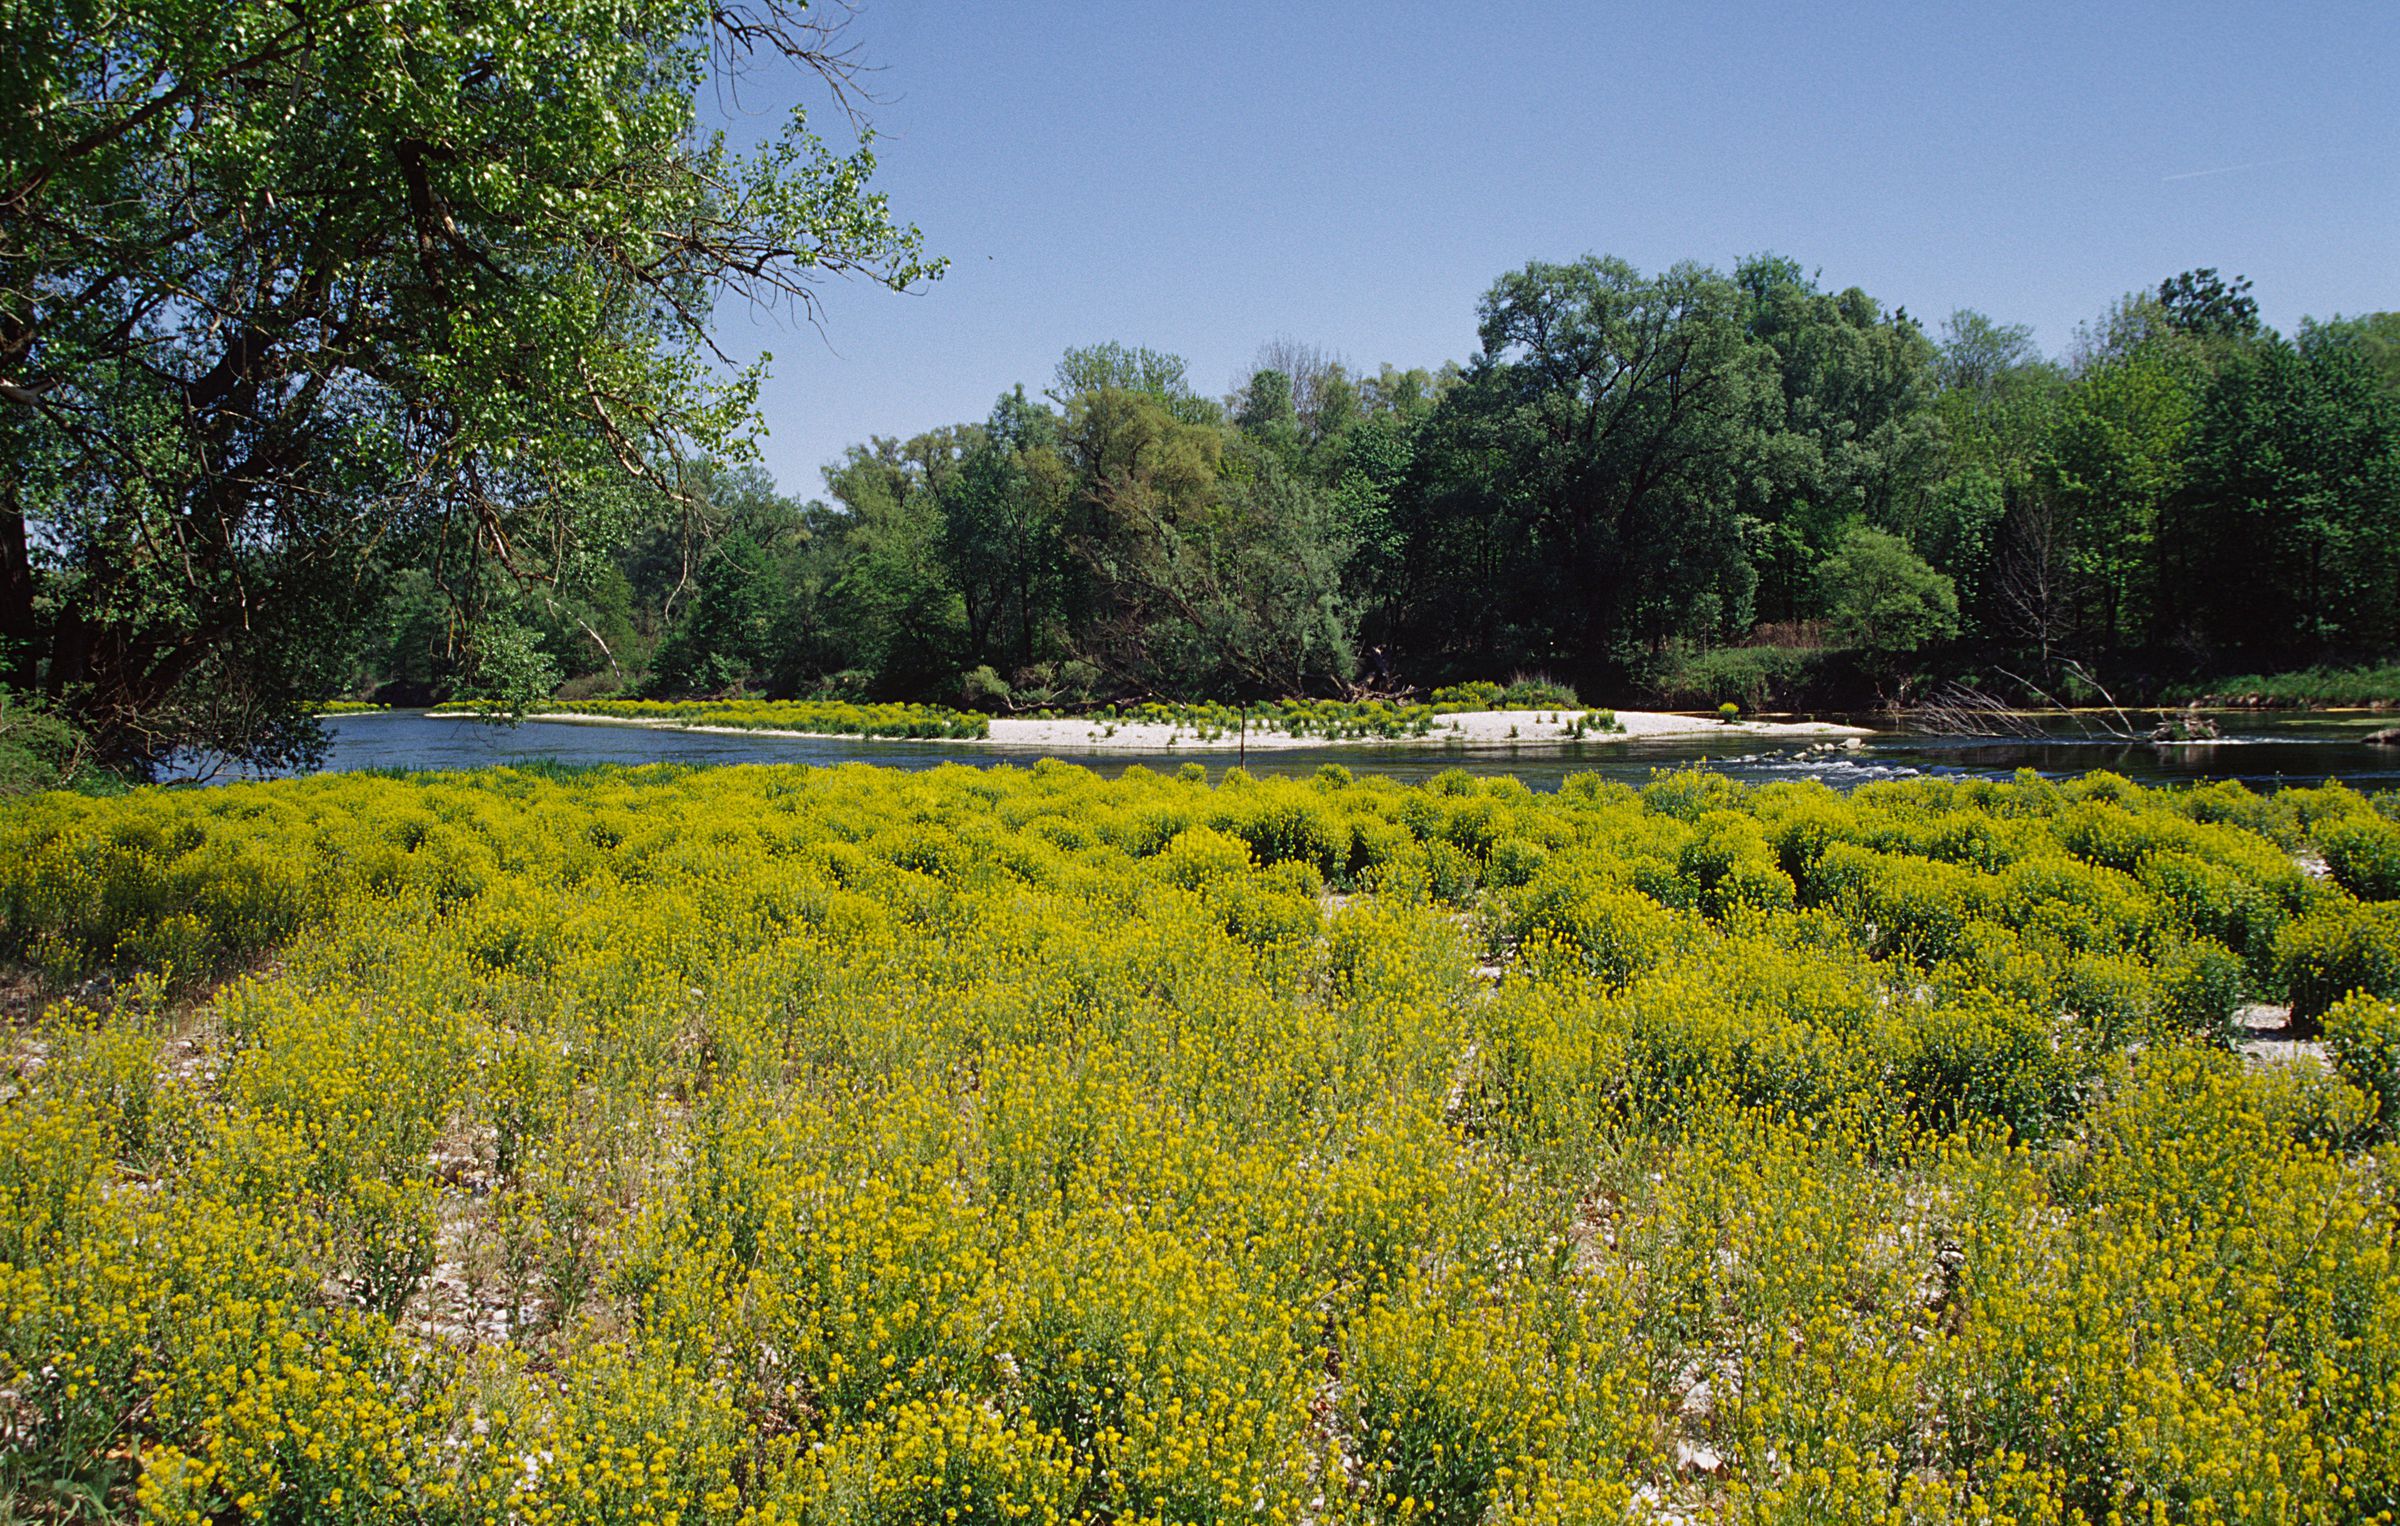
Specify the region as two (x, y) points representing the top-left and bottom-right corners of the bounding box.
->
(4, 760), (2400, 1524)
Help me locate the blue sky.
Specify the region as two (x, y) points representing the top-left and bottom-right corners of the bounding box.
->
(710, 0), (2400, 496)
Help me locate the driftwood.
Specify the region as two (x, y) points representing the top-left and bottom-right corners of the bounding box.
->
(1907, 683), (2046, 738)
(1907, 661), (2178, 744)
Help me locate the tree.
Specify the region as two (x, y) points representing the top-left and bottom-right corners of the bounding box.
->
(651, 534), (780, 695)
(1816, 526), (1959, 657)
(824, 433), (972, 695)
(1735, 254), (1945, 621)
(1053, 378), (1225, 688)
(1050, 343), (1219, 426)
(1402, 256), (1774, 679)
(2158, 269), (2262, 341)
(2300, 313), (2400, 402)
(1936, 310), (2046, 400)
(2158, 335), (2400, 653)
(1233, 368), (1304, 455)
(2035, 337), (2204, 647)
(460, 611), (565, 716)
(1, 0), (935, 770)
(1927, 309), (2063, 625)
(1140, 448), (1361, 695)
(935, 388), (1070, 674)
(1235, 339), (1355, 445)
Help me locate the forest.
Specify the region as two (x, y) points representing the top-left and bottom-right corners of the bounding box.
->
(358, 263), (2400, 722)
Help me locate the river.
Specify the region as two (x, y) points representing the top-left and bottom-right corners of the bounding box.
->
(257, 709), (2400, 793)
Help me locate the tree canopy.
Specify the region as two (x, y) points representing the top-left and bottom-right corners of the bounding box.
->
(2, 0), (934, 769)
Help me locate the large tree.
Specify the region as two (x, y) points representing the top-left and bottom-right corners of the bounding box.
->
(1402, 257), (1773, 681)
(1735, 254), (1944, 622)
(2158, 331), (2400, 654)
(2, 0), (934, 769)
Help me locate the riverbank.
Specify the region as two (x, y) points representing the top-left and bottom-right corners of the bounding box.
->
(2164, 664), (2400, 709)
(427, 706), (1871, 752)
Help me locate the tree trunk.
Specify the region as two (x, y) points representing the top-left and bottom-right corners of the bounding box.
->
(0, 483), (34, 692)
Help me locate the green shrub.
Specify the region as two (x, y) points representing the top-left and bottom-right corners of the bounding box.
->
(2169, 663), (2400, 708)
(2276, 899), (2400, 1033)
(1896, 991), (2083, 1140)
(1423, 677), (1580, 713)
(1428, 680), (1504, 711)
(1651, 644), (1826, 710)
(1498, 676), (1578, 710)
(2321, 818), (2400, 900)
(1509, 876), (1677, 985)
(0, 689), (87, 795)
(2323, 994), (2400, 1138)
(1812, 842), (1986, 964)
(2137, 852), (2288, 974)
(2152, 937), (2246, 1043)
(1208, 789), (1349, 882)
(1676, 814), (1796, 918)
(960, 664), (1012, 711)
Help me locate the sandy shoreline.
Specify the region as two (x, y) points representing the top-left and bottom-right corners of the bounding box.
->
(422, 707), (1872, 753)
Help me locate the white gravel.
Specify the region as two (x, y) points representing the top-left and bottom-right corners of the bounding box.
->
(450, 707), (1870, 754)
(975, 708), (1868, 753)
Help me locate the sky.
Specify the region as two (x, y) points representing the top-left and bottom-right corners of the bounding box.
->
(705, 0), (2400, 497)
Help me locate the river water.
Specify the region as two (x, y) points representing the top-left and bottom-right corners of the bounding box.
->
(281, 710), (2400, 793)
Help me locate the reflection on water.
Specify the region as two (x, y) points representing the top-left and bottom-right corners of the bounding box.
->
(260, 710), (2400, 793)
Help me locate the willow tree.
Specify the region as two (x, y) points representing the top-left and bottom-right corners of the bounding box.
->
(1, 0), (935, 769)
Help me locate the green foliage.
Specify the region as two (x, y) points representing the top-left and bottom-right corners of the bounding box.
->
(2159, 332), (2400, 652)
(305, 259), (2400, 721)
(1095, 698), (1437, 740)
(1495, 677), (1582, 710)
(2277, 899), (2400, 1032)
(2158, 268), (2262, 340)
(7, 0), (934, 770)
(1815, 526), (1960, 656)
(460, 614), (566, 719)
(1409, 257), (1773, 670)
(1650, 644), (1829, 711)
(2322, 817), (2400, 900)
(1415, 676), (1591, 711)
(0, 687), (88, 795)
(959, 664), (1013, 711)
(2324, 994), (2400, 1138)
(1428, 681), (1505, 710)
(2170, 663), (2400, 706)
(651, 534), (783, 696)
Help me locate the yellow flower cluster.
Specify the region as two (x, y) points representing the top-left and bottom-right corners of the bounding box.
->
(435, 697), (992, 739)
(1094, 699), (1440, 739)
(4, 761), (2399, 1523)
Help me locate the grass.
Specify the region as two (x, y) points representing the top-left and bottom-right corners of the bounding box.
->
(2167, 662), (2400, 708)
